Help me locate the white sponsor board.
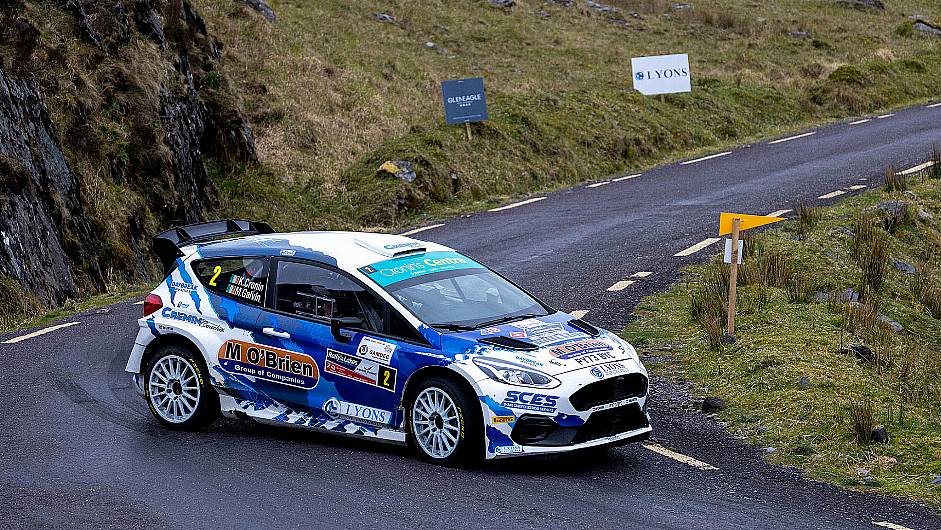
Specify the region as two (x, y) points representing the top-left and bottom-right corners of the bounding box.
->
(631, 54), (691, 95)
(356, 336), (396, 365)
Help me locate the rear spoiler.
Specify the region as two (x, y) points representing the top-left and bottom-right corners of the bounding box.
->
(153, 219), (274, 275)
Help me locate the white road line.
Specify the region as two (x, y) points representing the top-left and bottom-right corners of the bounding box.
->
(872, 521), (915, 530)
(768, 131), (816, 145)
(680, 151), (732, 165)
(849, 119), (871, 125)
(848, 184), (868, 190)
(587, 181), (610, 188)
(133, 300), (145, 305)
(398, 223), (445, 236)
(2, 322), (81, 345)
(489, 197), (546, 212)
(928, 102), (941, 108)
(899, 161), (936, 176)
(631, 271), (653, 278)
(607, 280), (636, 292)
(819, 190), (847, 199)
(674, 238), (721, 257)
(612, 173), (642, 182)
(570, 310), (589, 319)
(643, 444), (719, 471)
(876, 113), (895, 119)
(766, 209), (791, 217)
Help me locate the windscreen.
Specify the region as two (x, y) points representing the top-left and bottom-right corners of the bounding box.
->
(359, 251), (548, 329)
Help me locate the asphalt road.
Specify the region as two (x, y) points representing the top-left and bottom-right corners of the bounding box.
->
(3, 103), (941, 530)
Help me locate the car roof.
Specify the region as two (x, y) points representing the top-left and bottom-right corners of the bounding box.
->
(186, 231), (456, 271)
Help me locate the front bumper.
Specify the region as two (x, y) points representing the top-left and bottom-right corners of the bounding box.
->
(477, 365), (652, 459)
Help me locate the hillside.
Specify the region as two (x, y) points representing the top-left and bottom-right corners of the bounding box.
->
(1, 0), (940, 328)
(624, 155), (941, 506)
(198, 0), (941, 229)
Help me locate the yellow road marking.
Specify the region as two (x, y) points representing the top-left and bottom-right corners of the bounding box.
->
(643, 444), (719, 471)
(3, 322), (81, 345)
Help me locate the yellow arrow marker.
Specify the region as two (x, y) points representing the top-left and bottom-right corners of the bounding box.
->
(719, 212), (786, 236)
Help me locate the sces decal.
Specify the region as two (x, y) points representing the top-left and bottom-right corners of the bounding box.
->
(356, 336), (396, 365)
(218, 340), (319, 389)
(323, 398), (392, 427)
(325, 349), (396, 392)
(160, 308), (224, 332)
(549, 339), (613, 359)
(501, 391), (559, 413)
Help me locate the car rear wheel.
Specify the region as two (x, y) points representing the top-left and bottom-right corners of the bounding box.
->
(408, 376), (482, 465)
(144, 345), (219, 429)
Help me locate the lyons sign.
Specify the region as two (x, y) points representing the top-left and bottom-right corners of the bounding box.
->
(631, 54), (692, 96)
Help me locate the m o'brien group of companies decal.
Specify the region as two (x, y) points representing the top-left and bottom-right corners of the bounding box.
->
(218, 340), (319, 389)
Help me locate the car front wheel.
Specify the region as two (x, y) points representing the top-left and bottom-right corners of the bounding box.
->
(408, 376), (482, 465)
(144, 345), (219, 429)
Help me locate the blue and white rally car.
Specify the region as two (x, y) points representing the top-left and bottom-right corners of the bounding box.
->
(128, 219), (651, 464)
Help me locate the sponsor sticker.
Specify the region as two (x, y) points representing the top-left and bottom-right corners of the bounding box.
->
(325, 349), (397, 392)
(494, 445), (523, 455)
(322, 397), (392, 427)
(160, 307), (224, 332)
(590, 361), (629, 379)
(280, 249), (296, 256)
(491, 415), (515, 424)
(549, 339), (613, 360)
(480, 327), (503, 336)
(358, 251), (486, 287)
(514, 355), (544, 368)
(501, 390), (559, 413)
(509, 331), (527, 339)
(590, 397), (639, 413)
(170, 281), (197, 292)
(217, 340), (319, 389)
(356, 336), (396, 365)
(512, 319), (583, 346)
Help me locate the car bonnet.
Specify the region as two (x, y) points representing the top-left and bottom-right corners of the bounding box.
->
(439, 312), (637, 377)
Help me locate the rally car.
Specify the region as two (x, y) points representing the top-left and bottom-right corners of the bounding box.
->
(127, 219), (651, 464)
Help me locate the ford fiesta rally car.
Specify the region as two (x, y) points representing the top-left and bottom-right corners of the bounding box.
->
(128, 219), (651, 464)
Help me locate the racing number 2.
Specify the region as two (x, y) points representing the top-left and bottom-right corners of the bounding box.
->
(378, 366), (395, 391)
(209, 265), (222, 286)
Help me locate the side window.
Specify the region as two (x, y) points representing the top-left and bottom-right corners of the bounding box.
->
(274, 261), (384, 332)
(389, 307), (426, 344)
(194, 257), (268, 306)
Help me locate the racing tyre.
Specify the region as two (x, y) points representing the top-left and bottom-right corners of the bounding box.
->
(144, 345), (219, 429)
(407, 376), (483, 466)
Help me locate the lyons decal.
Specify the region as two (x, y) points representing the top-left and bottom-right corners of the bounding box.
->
(217, 340), (319, 389)
(324, 349), (397, 392)
(322, 398), (392, 427)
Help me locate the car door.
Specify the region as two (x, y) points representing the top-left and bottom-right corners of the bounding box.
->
(257, 258), (414, 430)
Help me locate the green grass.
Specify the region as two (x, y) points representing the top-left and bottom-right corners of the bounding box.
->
(623, 157), (941, 507)
(197, 0), (941, 232)
(0, 283), (150, 335)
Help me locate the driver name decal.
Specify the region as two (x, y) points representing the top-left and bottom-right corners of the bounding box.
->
(217, 340), (319, 389)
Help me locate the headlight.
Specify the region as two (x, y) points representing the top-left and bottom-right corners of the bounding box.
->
(472, 357), (561, 389)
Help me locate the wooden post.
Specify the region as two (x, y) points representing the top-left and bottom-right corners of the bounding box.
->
(660, 94), (665, 104)
(465, 122), (472, 141)
(726, 217), (742, 337)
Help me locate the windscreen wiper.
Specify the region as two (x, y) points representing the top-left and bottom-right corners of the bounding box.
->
(472, 313), (544, 330)
(430, 323), (476, 332)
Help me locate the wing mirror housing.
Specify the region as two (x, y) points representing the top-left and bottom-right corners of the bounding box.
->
(331, 316), (363, 343)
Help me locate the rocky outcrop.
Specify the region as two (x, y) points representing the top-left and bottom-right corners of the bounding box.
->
(0, 1), (258, 308)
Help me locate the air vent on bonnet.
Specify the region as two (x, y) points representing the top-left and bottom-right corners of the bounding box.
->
(567, 318), (600, 337)
(478, 336), (539, 351)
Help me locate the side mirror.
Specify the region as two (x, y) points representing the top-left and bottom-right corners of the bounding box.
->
(331, 316), (363, 343)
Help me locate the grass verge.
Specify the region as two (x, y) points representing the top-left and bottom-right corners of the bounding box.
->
(623, 150), (941, 507)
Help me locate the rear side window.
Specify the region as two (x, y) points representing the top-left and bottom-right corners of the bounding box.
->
(194, 257), (268, 305)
